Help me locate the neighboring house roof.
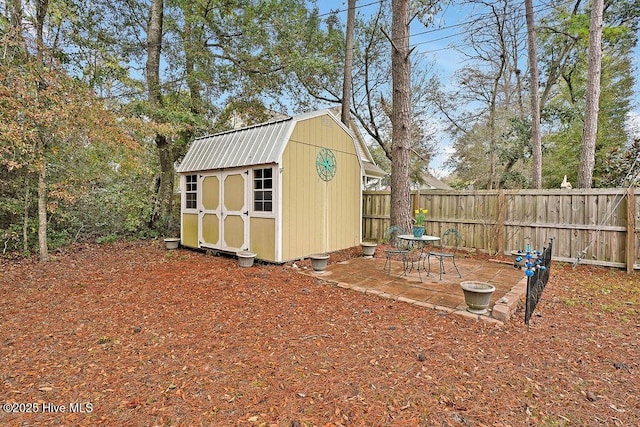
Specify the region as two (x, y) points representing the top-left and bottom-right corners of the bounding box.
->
(176, 109), (385, 177)
(362, 161), (387, 178)
(412, 174), (452, 190)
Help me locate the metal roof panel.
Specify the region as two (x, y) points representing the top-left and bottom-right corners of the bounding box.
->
(176, 117), (294, 173)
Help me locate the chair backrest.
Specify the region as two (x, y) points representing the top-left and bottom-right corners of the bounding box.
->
(439, 228), (463, 253)
(383, 225), (407, 248)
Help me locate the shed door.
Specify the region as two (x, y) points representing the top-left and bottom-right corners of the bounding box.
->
(220, 170), (249, 252)
(200, 174), (220, 248)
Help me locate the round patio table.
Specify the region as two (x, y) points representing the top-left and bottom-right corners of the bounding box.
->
(397, 234), (440, 282)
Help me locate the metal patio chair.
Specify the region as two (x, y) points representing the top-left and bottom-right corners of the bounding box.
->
(383, 226), (410, 276)
(426, 228), (464, 280)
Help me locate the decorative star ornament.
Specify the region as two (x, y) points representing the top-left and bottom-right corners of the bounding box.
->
(315, 148), (337, 181)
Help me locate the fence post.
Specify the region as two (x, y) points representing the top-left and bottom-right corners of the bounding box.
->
(412, 190), (420, 212)
(497, 189), (506, 255)
(626, 188), (636, 273)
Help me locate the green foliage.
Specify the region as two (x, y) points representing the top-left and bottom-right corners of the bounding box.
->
(213, 98), (278, 133)
(0, 138), (158, 253)
(0, 35), (159, 254)
(446, 121), (496, 189)
(600, 140), (640, 187)
(542, 49), (634, 188)
(535, 0), (638, 188)
(96, 235), (120, 244)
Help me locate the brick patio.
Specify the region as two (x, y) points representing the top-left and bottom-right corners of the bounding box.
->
(302, 254), (528, 323)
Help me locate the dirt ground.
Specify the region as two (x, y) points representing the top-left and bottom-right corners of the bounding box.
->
(1, 240), (638, 426)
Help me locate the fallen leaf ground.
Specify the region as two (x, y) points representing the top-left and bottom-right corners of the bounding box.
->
(1, 240), (638, 426)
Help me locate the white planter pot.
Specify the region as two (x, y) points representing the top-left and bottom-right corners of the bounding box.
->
(309, 253), (330, 273)
(460, 281), (496, 315)
(164, 237), (180, 250)
(237, 251), (257, 268)
(361, 242), (377, 258)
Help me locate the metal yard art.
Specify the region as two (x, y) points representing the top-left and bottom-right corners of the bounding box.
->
(519, 239), (554, 325)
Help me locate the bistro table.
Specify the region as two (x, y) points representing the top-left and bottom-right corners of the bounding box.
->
(397, 234), (441, 282)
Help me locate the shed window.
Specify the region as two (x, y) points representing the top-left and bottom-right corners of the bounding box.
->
(185, 175), (197, 209)
(253, 168), (273, 212)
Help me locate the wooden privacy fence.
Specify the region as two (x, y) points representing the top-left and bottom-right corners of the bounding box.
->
(362, 188), (640, 272)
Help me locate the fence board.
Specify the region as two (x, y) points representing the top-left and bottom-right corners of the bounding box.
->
(362, 188), (640, 270)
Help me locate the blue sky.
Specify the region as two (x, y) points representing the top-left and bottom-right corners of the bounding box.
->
(313, 0), (640, 175)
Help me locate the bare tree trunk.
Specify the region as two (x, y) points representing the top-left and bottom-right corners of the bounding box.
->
(35, 0), (49, 261)
(390, 0), (412, 231)
(514, 69), (524, 118)
(577, 0), (603, 189)
(539, 1), (581, 112)
(183, 3), (202, 115)
(37, 160), (48, 261)
(341, 0), (356, 125)
(8, 0), (22, 29)
(147, 0), (163, 108)
(146, 0), (173, 231)
(483, 3), (508, 190)
(155, 133), (174, 229)
(7, 0), (27, 57)
(23, 175), (30, 253)
(488, 58), (504, 190)
(525, 0), (542, 188)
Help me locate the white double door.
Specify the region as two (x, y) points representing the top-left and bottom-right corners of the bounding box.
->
(199, 170), (250, 252)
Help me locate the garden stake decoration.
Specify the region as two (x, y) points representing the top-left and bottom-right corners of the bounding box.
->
(524, 249), (546, 277)
(512, 243), (546, 277)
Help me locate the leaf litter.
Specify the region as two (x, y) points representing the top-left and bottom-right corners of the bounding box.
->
(0, 240), (638, 426)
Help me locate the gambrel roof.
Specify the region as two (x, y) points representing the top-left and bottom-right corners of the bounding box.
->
(176, 109), (384, 177)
